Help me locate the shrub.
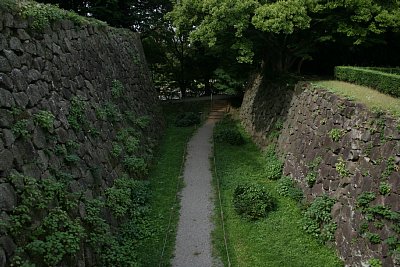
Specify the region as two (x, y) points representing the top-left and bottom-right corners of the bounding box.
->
(265, 159), (283, 180)
(233, 184), (276, 220)
(214, 128), (245, 145)
(329, 128), (343, 142)
(34, 110), (55, 131)
(277, 176), (304, 202)
(335, 66), (400, 97)
(368, 258), (382, 267)
(303, 195), (337, 243)
(264, 146), (283, 180)
(174, 112), (200, 127)
(379, 182), (391, 196)
(335, 157), (350, 177)
(214, 116), (245, 145)
(111, 80), (124, 98)
(12, 119), (30, 139)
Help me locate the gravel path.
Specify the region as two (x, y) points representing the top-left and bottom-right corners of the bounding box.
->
(172, 103), (226, 267)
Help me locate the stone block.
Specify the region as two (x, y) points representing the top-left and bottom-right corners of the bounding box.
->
(9, 37), (22, 51)
(32, 127), (46, 149)
(4, 50), (21, 69)
(13, 92), (29, 108)
(0, 236), (16, 258)
(0, 56), (11, 72)
(0, 248), (5, 267)
(0, 183), (16, 211)
(17, 29), (30, 40)
(10, 69), (27, 91)
(0, 73), (12, 90)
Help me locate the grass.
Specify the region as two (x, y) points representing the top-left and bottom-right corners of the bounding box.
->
(212, 122), (343, 267)
(313, 80), (400, 117)
(135, 101), (209, 266)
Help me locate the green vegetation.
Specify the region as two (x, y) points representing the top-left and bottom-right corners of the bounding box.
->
(306, 156), (322, 187)
(382, 156), (396, 179)
(12, 119), (30, 139)
(111, 80), (125, 98)
(302, 195), (337, 243)
(11, 1), (107, 31)
(214, 116), (245, 145)
(135, 104), (201, 266)
(34, 110), (55, 131)
(276, 176), (304, 202)
(233, 183), (277, 220)
(264, 145), (284, 180)
(335, 66), (400, 97)
(96, 102), (122, 123)
(67, 96), (86, 131)
(335, 157), (350, 177)
(313, 81), (400, 117)
(174, 112), (201, 127)
(213, 119), (342, 266)
(368, 258), (382, 267)
(329, 128), (344, 142)
(379, 182), (391, 196)
(5, 173), (84, 267)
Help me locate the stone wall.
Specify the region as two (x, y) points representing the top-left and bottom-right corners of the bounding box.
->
(241, 76), (400, 266)
(0, 8), (162, 267)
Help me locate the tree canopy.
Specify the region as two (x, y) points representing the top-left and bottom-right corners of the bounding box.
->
(169, 0), (400, 74)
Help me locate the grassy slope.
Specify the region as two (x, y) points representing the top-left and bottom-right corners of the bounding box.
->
(213, 130), (343, 267)
(136, 101), (210, 266)
(313, 80), (400, 117)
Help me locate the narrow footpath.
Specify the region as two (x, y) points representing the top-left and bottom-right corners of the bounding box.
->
(172, 101), (227, 267)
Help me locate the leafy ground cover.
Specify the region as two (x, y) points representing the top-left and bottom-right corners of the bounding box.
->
(136, 101), (209, 266)
(212, 120), (343, 267)
(313, 80), (400, 117)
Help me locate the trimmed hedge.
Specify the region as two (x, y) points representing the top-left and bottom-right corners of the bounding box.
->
(335, 66), (400, 97)
(364, 67), (400, 75)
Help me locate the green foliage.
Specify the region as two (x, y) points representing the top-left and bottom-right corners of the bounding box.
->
(174, 112), (200, 127)
(276, 176), (304, 202)
(123, 156), (148, 177)
(306, 156), (322, 187)
(12, 119), (30, 139)
(366, 232), (381, 244)
(25, 208), (85, 266)
(213, 68), (245, 94)
(34, 110), (55, 131)
(385, 236), (400, 251)
(368, 258), (382, 267)
(105, 176), (149, 218)
(83, 199), (140, 267)
(233, 183), (277, 220)
(356, 192), (376, 211)
(0, 0), (16, 11)
(64, 154), (80, 165)
(111, 80), (125, 98)
(379, 182), (391, 196)
(135, 116), (151, 129)
(18, 1), (107, 30)
(335, 157), (350, 177)
(335, 66), (400, 98)
(67, 96), (86, 131)
(382, 156), (396, 179)
(264, 146), (283, 180)
(111, 142), (123, 158)
(329, 128), (344, 142)
(306, 172), (317, 187)
(214, 116), (245, 145)
(96, 103), (122, 123)
(303, 195), (337, 243)
(6, 173), (82, 266)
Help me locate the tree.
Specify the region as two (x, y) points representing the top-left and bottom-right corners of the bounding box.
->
(169, 0), (400, 74)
